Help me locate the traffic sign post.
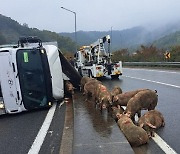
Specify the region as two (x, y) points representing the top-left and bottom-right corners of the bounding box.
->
(164, 52), (170, 61)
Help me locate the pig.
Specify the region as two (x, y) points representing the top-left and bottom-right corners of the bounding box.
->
(93, 83), (113, 111)
(83, 79), (101, 102)
(138, 110), (165, 137)
(113, 89), (147, 107)
(95, 84), (108, 102)
(64, 80), (75, 98)
(117, 114), (149, 147)
(111, 105), (124, 122)
(80, 76), (91, 92)
(125, 89), (158, 121)
(97, 89), (112, 112)
(111, 86), (122, 99)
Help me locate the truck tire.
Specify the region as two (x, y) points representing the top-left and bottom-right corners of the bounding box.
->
(88, 70), (93, 78)
(78, 67), (83, 77)
(111, 75), (119, 79)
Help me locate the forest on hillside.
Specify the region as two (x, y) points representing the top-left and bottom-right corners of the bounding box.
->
(61, 24), (180, 51)
(0, 14), (76, 52)
(111, 45), (180, 62)
(1, 14), (180, 62)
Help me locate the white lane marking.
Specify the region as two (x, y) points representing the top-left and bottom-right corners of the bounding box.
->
(152, 133), (177, 154)
(124, 68), (180, 74)
(28, 103), (57, 154)
(124, 75), (180, 89)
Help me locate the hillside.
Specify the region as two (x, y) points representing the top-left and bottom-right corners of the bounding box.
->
(60, 22), (180, 51)
(0, 14), (76, 52)
(153, 31), (180, 49)
(61, 27), (148, 50)
(1, 13), (180, 52)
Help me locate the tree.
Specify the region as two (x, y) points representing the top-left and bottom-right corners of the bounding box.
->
(133, 45), (164, 62)
(169, 46), (180, 62)
(0, 31), (6, 45)
(111, 49), (130, 62)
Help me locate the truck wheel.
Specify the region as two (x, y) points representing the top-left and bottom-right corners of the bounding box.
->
(111, 75), (119, 79)
(88, 70), (93, 78)
(78, 68), (83, 77)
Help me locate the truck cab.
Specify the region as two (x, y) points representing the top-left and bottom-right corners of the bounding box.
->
(0, 37), (64, 114)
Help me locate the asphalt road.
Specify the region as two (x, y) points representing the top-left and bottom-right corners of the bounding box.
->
(0, 102), (65, 154)
(72, 92), (133, 154)
(102, 68), (180, 153)
(0, 67), (180, 154)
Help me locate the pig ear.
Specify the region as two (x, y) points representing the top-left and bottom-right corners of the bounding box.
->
(146, 122), (157, 129)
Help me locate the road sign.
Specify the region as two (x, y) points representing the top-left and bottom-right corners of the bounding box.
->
(165, 52), (170, 59)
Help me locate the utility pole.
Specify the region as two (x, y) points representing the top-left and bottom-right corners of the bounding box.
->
(61, 7), (77, 52)
(110, 26), (113, 52)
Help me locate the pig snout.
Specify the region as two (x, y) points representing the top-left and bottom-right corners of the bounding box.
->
(113, 96), (118, 102)
(116, 113), (122, 119)
(102, 104), (107, 109)
(125, 111), (131, 118)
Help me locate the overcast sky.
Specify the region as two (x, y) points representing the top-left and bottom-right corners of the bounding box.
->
(1, 0), (180, 33)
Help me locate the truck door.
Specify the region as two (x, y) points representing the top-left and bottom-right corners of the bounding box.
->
(16, 48), (53, 110)
(0, 52), (20, 113)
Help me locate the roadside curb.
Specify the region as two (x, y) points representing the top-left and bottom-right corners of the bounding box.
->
(59, 99), (74, 154)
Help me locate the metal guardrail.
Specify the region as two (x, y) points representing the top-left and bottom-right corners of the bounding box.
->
(123, 62), (180, 68)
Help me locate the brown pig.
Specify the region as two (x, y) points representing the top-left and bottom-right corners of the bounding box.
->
(95, 84), (108, 102)
(117, 114), (149, 147)
(111, 105), (124, 122)
(125, 89), (158, 121)
(80, 76), (91, 92)
(113, 89), (147, 107)
(111, 86), (122, 99)
(83, 79), (101, 102)
(97, 88), (112, 112)
(64, 80), (75, 97)
(138, 110), (165, 137)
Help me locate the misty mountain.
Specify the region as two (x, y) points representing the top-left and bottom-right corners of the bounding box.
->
(1, 13), (180, 53)
(153, 31), (180, 49)
(60, 27), (147, 50)
(0, 14), (76, 52)
(60, 22), (180, 50)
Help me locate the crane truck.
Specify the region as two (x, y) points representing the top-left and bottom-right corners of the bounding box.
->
(74, 35), (122, 79)
(0, 36), (81, 115)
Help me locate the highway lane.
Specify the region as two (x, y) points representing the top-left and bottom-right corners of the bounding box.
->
(102, 68), (180, 153)
(123, 68), (180, 88)
(0, 67), (179, 154)
(0, 102), (65, 154)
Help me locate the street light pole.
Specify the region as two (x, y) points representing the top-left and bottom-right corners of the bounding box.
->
(61, 7), (77, 52)
(110, 26), (113, 53)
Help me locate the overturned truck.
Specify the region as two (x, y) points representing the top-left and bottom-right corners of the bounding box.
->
(0, 36), (81, 115)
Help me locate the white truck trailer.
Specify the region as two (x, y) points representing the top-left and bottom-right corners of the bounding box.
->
(0, 37), (81, 115)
